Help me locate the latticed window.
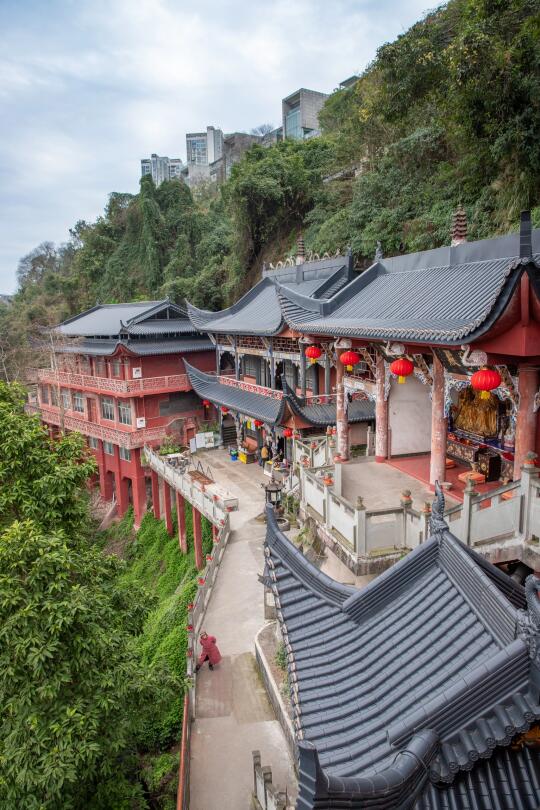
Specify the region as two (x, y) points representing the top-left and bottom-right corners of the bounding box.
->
(119, 446), (131, 461)
(73, 392), (84, 413)
(273, 336), (300, 354)
(112, 360), (121, 377)
(238, 335), (265, 350)
(101, 396), (115, 421)
(243, 355), (259, 377)
(41, 385), (49, 404)
(61, 389), (71, 410)
(80, 355), (91, 373)
(95, 358), (106, 377)
(103, 440), (114, 455)
(88, 436), (99, 449)
(118, 401), (132, 425)
(50, 387), (58, 406)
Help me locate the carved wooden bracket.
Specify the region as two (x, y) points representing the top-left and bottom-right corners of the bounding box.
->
(496, 365), (519, 407)
(358, 347), (376, 377)
(413, 354), (433, 386)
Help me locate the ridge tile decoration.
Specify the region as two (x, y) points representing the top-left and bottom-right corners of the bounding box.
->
(264, 486), (540, 810)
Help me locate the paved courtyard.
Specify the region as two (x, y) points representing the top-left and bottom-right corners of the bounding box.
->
(340, 457), (460, 510)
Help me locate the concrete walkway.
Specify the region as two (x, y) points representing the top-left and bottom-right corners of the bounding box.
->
(189, 451), (297, 810)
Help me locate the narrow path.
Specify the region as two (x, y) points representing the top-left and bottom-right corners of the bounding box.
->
(189, 451), (297, 810)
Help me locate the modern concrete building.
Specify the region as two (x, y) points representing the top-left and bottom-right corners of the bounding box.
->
(282, 88), (329, 140)
(140, 154), (184, 187)
(185, 126), (224, 186)
(209, 132), (262, 184)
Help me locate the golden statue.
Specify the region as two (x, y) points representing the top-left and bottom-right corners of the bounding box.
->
(454, 388), (497, 437)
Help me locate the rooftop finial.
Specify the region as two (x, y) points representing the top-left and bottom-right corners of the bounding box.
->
(374, 241), (383, 261)
(296, 233), (305, 266)
(451, 205), (467, 246)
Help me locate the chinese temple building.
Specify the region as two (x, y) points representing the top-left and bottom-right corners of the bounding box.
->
(265, 492), (540, 810)
(31, 299), (214, 525)
(186, 250), (375, 458)
(275, 212), (540, 493)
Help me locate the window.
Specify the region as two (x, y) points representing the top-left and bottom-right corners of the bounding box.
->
(95, 358), (106, 377)
(101, 396), (115, 421)
(88, 436), (99, 449)
(61, 389), (71, 410)
(118, 401), (131, 425)
(41, 385), (49, 404)
(119, 446), (131, 461)
(80, 356), (91, 373)
(103, 441), (114, 455)
(112, 360), (121, 377)
(50, 387), (58, 407)
(73, 392), (84, 413)
(243, 355), (259, 378)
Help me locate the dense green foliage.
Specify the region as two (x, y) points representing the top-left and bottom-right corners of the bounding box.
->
(0, 382), (96, 534)
(0, 384), (213, 808)
(2, 0), (539, 381)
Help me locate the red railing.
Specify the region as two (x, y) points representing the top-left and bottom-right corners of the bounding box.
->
(26, 404), (169, 449)
(218, 374), (284, 400)
(177, 693), (191, 810)
(35, 368), (190, 395)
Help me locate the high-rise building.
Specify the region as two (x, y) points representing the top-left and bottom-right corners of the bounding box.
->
(140, 154), (184, 187)
(185, 127), (224, 186)
(282, 88), (329, 140)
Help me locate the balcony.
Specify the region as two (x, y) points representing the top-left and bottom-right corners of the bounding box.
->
(35, 368), (190, 396)
(26, 404), (168, 449)
(218, 374), (284, 400)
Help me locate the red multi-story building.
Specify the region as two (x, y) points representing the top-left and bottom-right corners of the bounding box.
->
(30, 299), (215, 526)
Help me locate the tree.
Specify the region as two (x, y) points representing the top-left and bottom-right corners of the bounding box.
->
(0, 519), (171, 809)
(250, 123), (274, 136)
(0, 382), (96, 536)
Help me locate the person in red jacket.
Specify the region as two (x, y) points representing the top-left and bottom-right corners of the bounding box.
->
(195, 631), (222, 672)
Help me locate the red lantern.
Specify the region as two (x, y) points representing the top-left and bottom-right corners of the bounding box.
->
(221, 406), (229, 414)
(254, 419), (263, 428)
(202, 399), (210, 407)
(283, 427), (293, 438)
(339, 350), (360, 372)
(305, 345), (323, 364)
(470, 368), (501, 400)
(390, 357), (414, 384)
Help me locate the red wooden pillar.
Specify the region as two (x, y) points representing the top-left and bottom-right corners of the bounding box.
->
(375, 353), (388, 462)
(514, 365), (539, 480)
(163, 481), (173, 536)
(192, 506), (204, 570)
(132, 449), (147, 529)
(113, 444), (129, 516)
(97, 440), (108, 498)
(429, 354), (447, 487)
(151, 469), (161, 519)
(212, 524), (218, 543)
(335, 355), (349, 461)
(176, 491), (187, 553)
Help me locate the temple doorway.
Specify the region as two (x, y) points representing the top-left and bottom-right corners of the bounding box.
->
(388, 376), (432, 456)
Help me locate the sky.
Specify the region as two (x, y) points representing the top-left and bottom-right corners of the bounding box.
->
(0, 0), (431, 294)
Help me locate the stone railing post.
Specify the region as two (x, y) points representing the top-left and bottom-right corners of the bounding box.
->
(355, 495), (367, 557)
(520, 453), (539, 540)
(461, 476), (477, 546)
(400, 490), (412, 548)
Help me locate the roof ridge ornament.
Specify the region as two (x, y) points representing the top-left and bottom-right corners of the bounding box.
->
(429, 481), (448, 535)
(517, 573), (540, 666)
(451, 204), (467, 246)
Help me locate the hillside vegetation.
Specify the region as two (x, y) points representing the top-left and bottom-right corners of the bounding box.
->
(1, 0), (539, 379)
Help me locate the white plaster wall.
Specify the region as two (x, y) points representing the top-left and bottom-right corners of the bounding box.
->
(388, 376), (432, 456)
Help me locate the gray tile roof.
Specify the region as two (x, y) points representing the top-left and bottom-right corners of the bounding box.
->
(284, 382), (375, 426)
(277, 229), (540, 345)
(264, 490), (540, 809)
(57, 300), (194, 338)
(186, 258), (352, 336)
(57, 337), (213, 356)
(184, 361), (286, 424)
